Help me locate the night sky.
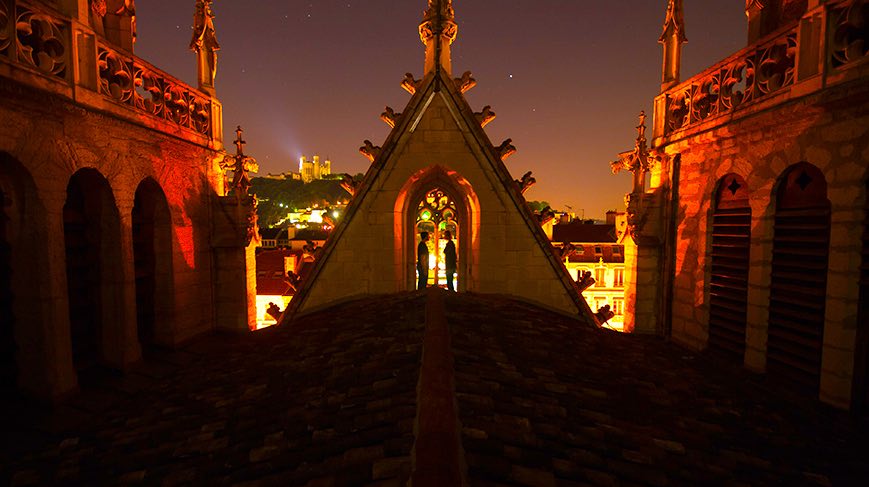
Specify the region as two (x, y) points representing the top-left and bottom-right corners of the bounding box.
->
(135, 1), (746, 219)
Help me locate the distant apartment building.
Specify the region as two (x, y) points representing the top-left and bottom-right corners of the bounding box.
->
(549, 211), (626, 331)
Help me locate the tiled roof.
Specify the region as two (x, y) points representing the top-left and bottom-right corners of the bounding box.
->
(552, 222), (617, 243)
(256, 248), (302, 296)
(3, 293), (425, 485)
(3, 291), (865, 485)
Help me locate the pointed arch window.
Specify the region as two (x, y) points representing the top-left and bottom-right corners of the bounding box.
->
(708, 174), (751, 361)
(768, 162), (830, 393)
(415, 188), (458, 287)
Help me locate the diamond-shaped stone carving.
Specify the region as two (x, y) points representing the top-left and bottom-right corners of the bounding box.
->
(727, 178), (742, 196)
(795, 170), (813, 190)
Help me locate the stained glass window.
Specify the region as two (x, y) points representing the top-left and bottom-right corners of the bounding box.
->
(415, 188), (458, 287)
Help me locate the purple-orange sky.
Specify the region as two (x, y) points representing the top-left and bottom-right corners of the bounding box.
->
(136, 1), (746, 219)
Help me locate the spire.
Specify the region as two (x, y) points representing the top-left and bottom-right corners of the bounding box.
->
(659, 0), (687, 91)
(419, 0), (458, 76)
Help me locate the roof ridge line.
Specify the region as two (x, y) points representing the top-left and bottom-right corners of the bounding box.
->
(410, 287), (467, 485)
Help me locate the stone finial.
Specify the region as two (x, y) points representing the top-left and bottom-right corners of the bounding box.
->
(474, 105), (496, 127)
(115, 0), (137, 45)
(359, 140), (381, 162)
(190, 0), (220, 94)
(419, 0), (458, 75)
(340, 173), (360, 197)
(659, 0), (687, 90)
(745, 0), (771, 43)
(221, 126), (258, 198)
(454, 71), (476, 93)
(380, 106), (402, 128)
(611, 111), (652, 178)
(401, 73), (420, 95)
(514, 171), (536, 195)
(497, 139), (516, 160)
(611, 112), (664, 242)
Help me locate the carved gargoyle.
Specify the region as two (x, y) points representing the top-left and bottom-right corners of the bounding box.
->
(285, 271), (301, 292)
(380, 106), (402, 128)
(340, 173), (360, 197)
(454, 71), (476, 93)
(515, 171), (536, 195)
(577, 270), (595, 292)
(595, 304), (615, 324)
(359, 140), (381, 162)
(243, 196), (260, 247)
(497, 139), (516, 160)
(266, 302), (282, 321)
(474, 105), (496, 127)
(401, 73), (420, 95)
(536, 206), (556, 224)
(624, 192), (650, 242)
(558, 243), (576, 260)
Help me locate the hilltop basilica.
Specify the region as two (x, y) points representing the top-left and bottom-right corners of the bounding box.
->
(1, 0), (868, 484)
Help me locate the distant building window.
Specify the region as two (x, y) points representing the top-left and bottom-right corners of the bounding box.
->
(595, 298), (606, 311)
(613, 298), (624, 316)
(594, 245), (603, 255)
(613, 246), (622, 255)
(595, 268), (606, 287)
(574, 244), (584, 253)
(613, 268), (624, 287)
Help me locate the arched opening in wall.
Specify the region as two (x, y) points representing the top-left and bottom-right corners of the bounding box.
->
(396, 166), (480, 292)
(768, 162), (830, 394)
(63, 169), (123, 376)
(707, 174), (751, 362)
(0, 185), (14, 390)
(0, 153), (47, 397)
(133, 179), (174, 353)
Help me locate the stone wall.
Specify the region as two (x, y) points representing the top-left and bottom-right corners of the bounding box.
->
(0, 75), (222, 398)
(660, 79), (869, 408)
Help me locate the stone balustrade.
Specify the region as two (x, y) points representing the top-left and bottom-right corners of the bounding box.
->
(0, 0), (220, 144)
(654, 0), (868, 140)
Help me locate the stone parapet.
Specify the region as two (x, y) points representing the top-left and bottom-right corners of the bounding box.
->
(654, 0), (869, 145)
(0, 0), (222, 149)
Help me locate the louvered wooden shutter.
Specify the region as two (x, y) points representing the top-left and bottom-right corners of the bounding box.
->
(768, 163), (830, 393)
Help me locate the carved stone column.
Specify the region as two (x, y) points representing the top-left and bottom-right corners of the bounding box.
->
(612, 113), (668, 335)
(211, 128), (259, 332)
(212, 196), (258, 332)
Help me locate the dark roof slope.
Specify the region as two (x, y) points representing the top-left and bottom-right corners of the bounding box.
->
(3, 293), (425, 485)
(552, 222), (617, 244)
(3, 292), (865, 485)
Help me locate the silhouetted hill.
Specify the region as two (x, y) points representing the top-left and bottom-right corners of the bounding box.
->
(251, 177), (355, 227)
